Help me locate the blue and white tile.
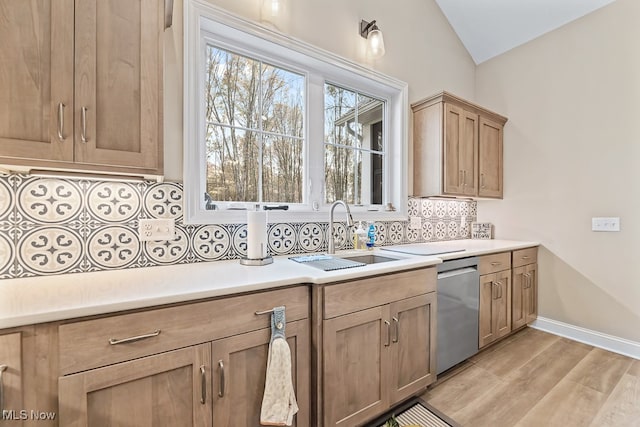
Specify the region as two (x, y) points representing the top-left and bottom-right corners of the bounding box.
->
(408, 198), (419, 217)
(0, 233), (14, 278)
(17, 178), (82, 224)
(144, 183), (183, 220)
(87, 182), (141, 223)
(373, 222), (386, 246)
(298, 222), (324, 252)
(447, 201), (460, 218)
(421, 221), (434, 242)
(17, 227), (83, 274)
(447, 221), (459, 239)
(326, 222), (347, 252)
(459, 202), (470, 217)
(0, 177), (14, 222)
(421, 199), (434, 218)
(192, 225), (230, 261)
(460, 221), (470, 238)
(387, 221), (405, 245)
(87, 226), (140, 269)
(406, 226), (419, 243)
(144, 227), (189, 265)
(434, 221), (447, 240)
(231, 224), (248, 258)
(269, 223), (297, 255)
(435, 201), (447, 218)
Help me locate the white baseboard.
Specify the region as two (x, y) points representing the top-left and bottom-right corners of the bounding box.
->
(531, 317), (640, 360)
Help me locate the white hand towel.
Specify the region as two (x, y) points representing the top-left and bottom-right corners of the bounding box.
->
(260, 307), (299, 426)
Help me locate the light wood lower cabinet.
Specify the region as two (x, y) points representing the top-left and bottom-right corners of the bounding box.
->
(512, 263), (538, 330)
(58, 344), (213, 427)
(211, 320), (309, 427)
(57, 286), (310, 427)
(0, 333), (23, 424)
(479, 269), (512, 348)
(321, 269), (437, 427)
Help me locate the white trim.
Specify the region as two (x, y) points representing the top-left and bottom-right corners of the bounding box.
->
(183, 0), (408, 224)
(531, 316), (640, 360)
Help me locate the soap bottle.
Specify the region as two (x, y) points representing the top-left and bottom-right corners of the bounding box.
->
(366, 222), (375, 250)
(354, 222), (367, 250)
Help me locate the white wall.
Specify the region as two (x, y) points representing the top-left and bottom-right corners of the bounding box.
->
(475, 0), (640, 342)
(163, 0), (476, 181)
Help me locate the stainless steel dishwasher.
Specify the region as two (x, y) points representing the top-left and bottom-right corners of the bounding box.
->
(437, 257), (479, 374)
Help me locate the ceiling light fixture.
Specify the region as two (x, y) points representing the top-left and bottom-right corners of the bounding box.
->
(359, 19), (386, 59)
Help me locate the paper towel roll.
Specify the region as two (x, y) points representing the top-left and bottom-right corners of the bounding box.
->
(247, 210), (268, 259)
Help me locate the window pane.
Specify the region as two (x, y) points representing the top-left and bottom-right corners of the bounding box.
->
(261, 64), (304, 138)
(206, 125), (259, 202)
(324, 84), (358, 148)
(205, 46), (260, 130)
(324, 145), (358, 204)
(262, 135), (303, 203)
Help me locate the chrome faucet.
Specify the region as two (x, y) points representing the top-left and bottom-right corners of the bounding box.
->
(328, 200), (354, 254)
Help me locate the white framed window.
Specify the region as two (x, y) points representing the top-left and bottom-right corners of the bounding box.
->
(184, 0), (408, 224)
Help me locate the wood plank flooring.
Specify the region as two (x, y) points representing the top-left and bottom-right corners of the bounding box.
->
(421, 327), (640, 427)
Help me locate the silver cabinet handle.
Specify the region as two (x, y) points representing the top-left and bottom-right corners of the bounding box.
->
(0, 365), (7, 414)
(108, 330), (161, 345)
(481, 173), (485, 189)
(218, 360), (225, 397)
(463, 170), (467, 187)
(200, 365), (206, 404)
(392, 317), (399, 343)
(81, 107), (88, 143)
(57, 102), (65, 141)
(522, 255), (530, 260)
(459, 170), (463, 186)
(384, 320), (391, 347)
(490, 261), (501, 267)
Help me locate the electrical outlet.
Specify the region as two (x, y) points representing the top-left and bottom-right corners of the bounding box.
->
(410, 216), (422, 230)
(138, 219), (176, 241)
(591, 217), (620, 232)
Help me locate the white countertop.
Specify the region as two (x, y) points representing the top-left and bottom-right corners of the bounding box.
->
(0, 239), (538, 329)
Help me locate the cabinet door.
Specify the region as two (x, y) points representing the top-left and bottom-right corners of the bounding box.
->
(443, 103), (477, 196)
(0, 0), (74, 163)
(210, 320), (310, 427)
(512, 264), (538, 329)
(525, 264), (538, 324)
(58, 344), (212, 427)
(479, 271), (512, 348)
(74, 0), (163, 172)
(323, 306), (390, 427)
(389, 294), (436, 404)
(0, 333), (22, 425)
(478, 116), (503, 198)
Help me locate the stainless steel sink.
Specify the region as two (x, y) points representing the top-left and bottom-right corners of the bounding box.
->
(340, 254), (399, 264)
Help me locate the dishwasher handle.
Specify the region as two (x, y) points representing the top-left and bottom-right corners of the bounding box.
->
(437, 267), (478, 280)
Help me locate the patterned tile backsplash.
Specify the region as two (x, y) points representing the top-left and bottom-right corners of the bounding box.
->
(0, 173), (476, 279)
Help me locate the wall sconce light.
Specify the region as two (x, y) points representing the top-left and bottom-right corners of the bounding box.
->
(359, 19), (386, 59)
(261, 0), (287, 29)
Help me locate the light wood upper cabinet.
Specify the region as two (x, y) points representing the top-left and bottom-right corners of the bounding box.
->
(0, 0), (164, 176)
(0, 0), (74, 163)
(59, 344), (213, 427)
(478, 116), (504, 198)
(74, 0), (163, 171)
(412, 92), (507, 199)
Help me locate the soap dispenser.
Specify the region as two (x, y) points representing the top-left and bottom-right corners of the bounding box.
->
(354, 222), (367, 250)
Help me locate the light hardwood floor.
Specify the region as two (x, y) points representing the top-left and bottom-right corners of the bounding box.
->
(421, 327), (640, 427)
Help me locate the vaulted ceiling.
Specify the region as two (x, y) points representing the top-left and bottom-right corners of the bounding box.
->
(434, 0), (617, 64)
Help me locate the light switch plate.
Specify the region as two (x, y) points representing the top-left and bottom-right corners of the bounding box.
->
(409, 216), (422, 230)
(138, 218), (176, 241)
(591, 217), (620, 232)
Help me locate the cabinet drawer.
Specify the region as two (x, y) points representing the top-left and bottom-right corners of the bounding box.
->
(512, 247), (538, 268)
(479, 252), (511, 275)
(59, 286), (309, 375)
(323, 268), (436, 319)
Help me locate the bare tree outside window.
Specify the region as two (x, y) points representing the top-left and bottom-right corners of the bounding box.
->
(324, 84), (385, 206)
(204, 46), (304, 204)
